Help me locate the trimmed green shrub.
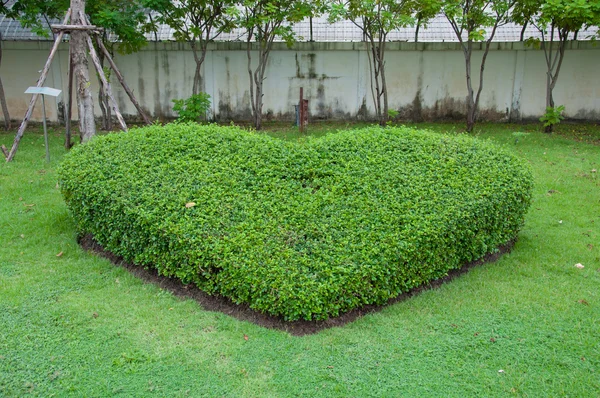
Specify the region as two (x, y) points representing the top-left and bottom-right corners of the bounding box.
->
(58, 124), (533, 321)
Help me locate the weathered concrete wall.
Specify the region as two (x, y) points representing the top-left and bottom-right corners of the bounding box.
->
(1, 40), (599, 124)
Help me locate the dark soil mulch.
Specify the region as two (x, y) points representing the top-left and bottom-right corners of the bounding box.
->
(79, 234), (514, 336)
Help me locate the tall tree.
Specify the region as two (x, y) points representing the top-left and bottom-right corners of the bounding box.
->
(147, 0), (235, 96)
(329, 0), (428, 125)
(443, 0), (516, 132)
(514, 0), (600, 132)
(236, 0), (313, 130)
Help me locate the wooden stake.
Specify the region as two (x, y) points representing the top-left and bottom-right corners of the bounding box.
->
(86, 35), (127, 131)
(81, 12), (127, 131)
(5, 9), (71, 162)
(51, 24), (103, 32)
(95, 36), (152, 125)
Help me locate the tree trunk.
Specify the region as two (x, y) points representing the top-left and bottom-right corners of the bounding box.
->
(191, 42), (201, 96)
(379, 40), (388, 126)
(543, 30), (567, 134)
(546, 72), (554, 109)
(464, 42), (476, 133)
(545, 72), (554, 133)
(65, 48), (74, 149)
(255, 76), (263, 130)
(0, 34), (11, 130)
(370, 44), (382, 124)
(193, 62), (201, 96)
(0, 77), (10, 131)
(520, 21), (528, 42)
(366, 31), (388, 126)
(247, 33), (269, 131)
(253, 49), (267, 130)
(246, 38), (256, 127)
(71, 0), (96, 143)
(471, 27), (497, 133)
(380, 72), (388, 126)
(364, 36), (378, 123)
(415, 18), (421, 42)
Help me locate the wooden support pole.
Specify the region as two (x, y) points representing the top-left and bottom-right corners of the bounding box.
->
(80, 12), (127, 132)
(51, 24), (103, 32)
(86, 35), (127, 131)
(95, 36), (152, 125)
(5, 9), (71, 162)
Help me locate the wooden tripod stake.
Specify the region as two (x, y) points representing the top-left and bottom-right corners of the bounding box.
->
(5, 0), (151, 162)
(4, 9), (71, 162)
(80, 11), (126, 132)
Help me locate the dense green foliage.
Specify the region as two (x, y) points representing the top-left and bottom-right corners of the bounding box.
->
(172, 93), (212, 123)
(58, 124), (533, 320)
(540, 105), (565, 128)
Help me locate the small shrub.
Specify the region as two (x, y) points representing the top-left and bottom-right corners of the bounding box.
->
(540, 105), (565, 128)
(387, 109), (399, 120)
(172, 93), (211, 123)
(58, 124), (533, 321)
(386, 109), (399, 127)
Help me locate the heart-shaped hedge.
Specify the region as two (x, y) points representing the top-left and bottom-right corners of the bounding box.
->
(59, 124), (532, 320)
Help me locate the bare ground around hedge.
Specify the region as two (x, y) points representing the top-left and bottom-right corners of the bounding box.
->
(80, 234), (514, 336)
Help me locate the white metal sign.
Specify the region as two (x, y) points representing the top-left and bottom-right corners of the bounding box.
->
(24, 86), (62, 97)
(25, 86), (62, 162)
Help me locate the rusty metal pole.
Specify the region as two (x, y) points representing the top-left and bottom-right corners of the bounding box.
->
(302, 98), (308, 130)
(299, 87), (304, 133)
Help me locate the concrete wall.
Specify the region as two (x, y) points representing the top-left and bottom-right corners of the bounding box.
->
(2, 40), (599, 124)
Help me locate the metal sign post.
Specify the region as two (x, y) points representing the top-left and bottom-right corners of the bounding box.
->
(24, 87), (62, 162)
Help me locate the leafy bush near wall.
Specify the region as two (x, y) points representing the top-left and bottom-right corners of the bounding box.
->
(58, 124), (533, 321)
(172, 93), (211, 123)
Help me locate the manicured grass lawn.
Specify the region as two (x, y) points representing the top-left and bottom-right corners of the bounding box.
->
(1, 122), (599, 396)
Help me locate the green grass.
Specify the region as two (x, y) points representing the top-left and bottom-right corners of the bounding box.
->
(1, 122), (599, 397)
